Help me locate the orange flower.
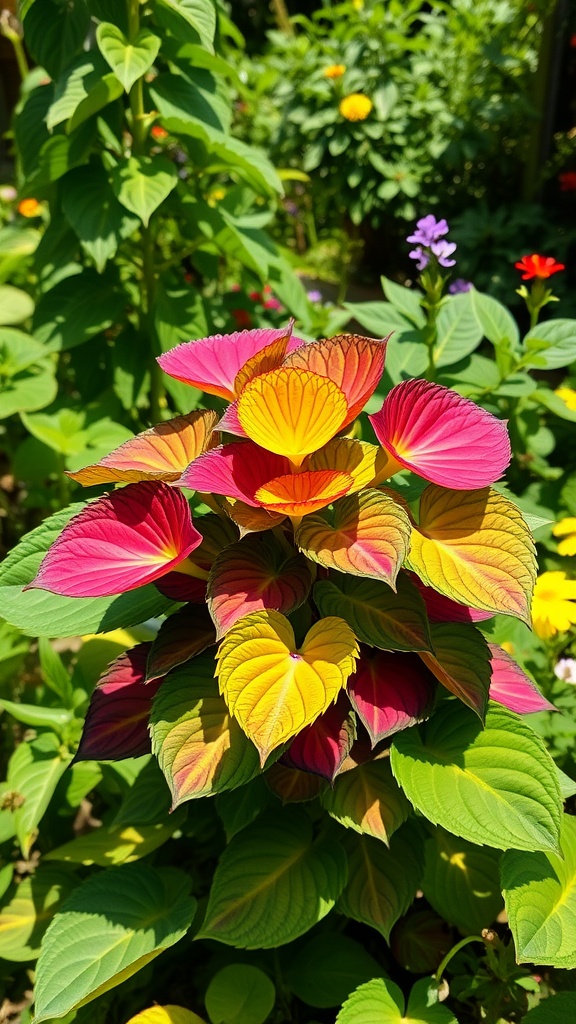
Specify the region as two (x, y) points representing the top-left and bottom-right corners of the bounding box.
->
(339, 93), (373, 121)
(324, 64), (346, 79)
(151, 125), (168, 140)
(17, 198), (41, 218)
(514, 254), (565, 280)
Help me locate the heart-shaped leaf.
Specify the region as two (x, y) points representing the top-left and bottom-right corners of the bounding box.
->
(295, 489), (410, 586)
(348, 648), (437, 745)
(282, 694), (356, 782)
(406, 485), (536, 624)
(216, 610), (359, 763)
(96, 23), (161, 93)
(336, 976), (457, 1023)
(111, 155), (178, 227)
(314, 572), (432, 653)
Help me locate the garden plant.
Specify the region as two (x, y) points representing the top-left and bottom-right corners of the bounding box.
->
(1, 3), (576, 1024)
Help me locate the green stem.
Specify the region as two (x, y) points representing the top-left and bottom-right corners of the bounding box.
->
(12, 35), (29, 81)
(435, 935), (485, 983)
(271, 0), (294, 34)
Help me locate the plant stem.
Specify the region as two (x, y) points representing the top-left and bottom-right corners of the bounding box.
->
(271, 0), (294, 34)
(435, 935), (485, 983)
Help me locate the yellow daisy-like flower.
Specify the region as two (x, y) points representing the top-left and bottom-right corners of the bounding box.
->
(555, 387), (576, 411)
(339, 93), (373, 121)
(18, 198), (41, 218)
(532, 571), (576, 640)
(324, 64), (346, 79)
(552, 517), (576, 557)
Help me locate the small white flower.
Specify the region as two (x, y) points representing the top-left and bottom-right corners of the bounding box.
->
(554, 658), (576, 684)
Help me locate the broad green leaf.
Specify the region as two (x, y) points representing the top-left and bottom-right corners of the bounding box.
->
(522, 994), (576, 1023)
(0, 327), (57, 418)
(216, 610), (358, 764)
(382, 331), (429, 388)
(47, 51), (112, 130)
(0, 285), (34, 325)
(96, 23), (161, 93)
(112, 758), (172, 828)
(110, 156), (178, 227)
(314, 572), (431, 653)
(150, 656), (261, 806)
(321, 759), (409, 844)
(295, 489), (411, 587)
(67, 72), (124, 133)
(33, 269), (124, 351)
(381, 276), (426, 327)
(336, 977), (457, 1024)
(61, 165), (139, 272)
(0, 503), (173, 637)
(391, 702), (562, 853)
(22, 0), (91, 80)
(205, 964), (275, 1024)
(198, 807), (347, 948)
(45, 822), (179, 866)
(343, 301), (415, 338)
(434, 294), (484, 368)
(467, 289), (520, 349)
(215, 776), (274, 841)
(523, 319), (576, 369)
(8, 733), (70, 858)
(38, 635), (75, 706)
(406, 486), (536, 625)
(0, 697), (71, 731)
(422, 827), (503, 934)
(502, 813), (576, 967)
(155, 0), (216, 51)
(531, 386), (576, 423)
(419, 623), (492, 718)
(33, 863), (196, 1022)
(0, 865), (78, 962)
(126, 1009), (207, 1024)
(286, 933), (386, 1009)
(338, 825), (424, 941)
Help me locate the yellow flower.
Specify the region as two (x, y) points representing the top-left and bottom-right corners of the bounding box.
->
(324, 64), (346, 79)
(339, 93), (373, 121)
(532, 571), (576, 639)
(555, 387), (576, 411)
(17, 198), (41, 218)
(552, 517), (576, 557)
(207, 187), (226, 207)
(353, 0), (364, 9)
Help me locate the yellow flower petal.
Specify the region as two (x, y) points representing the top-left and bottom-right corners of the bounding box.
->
(552, 518), (576, 537)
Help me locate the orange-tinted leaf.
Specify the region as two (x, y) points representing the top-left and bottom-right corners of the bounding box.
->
(255, 469), (352, 517)
(406, 486), (537, 625)
(305, 438), (390, 493)
(68, 411), (218, 486)
(146, 605), (216, 681)
(285, 334), (387, 428)
(150, 655), (260, 806)
(314, 572), (432, 653)
(216, 610), (359, 764)
(207, 533), (312, 638)
(348, 648), (436, 746)
(295, 488), (411, 586)
(418, 623), (492, 718)
(321, 758), (409, 845)
(233, 333), (291, 395)
(222, 498), (286, 536)
(237, 367), (348, 465)
(282, 694), (356, 782)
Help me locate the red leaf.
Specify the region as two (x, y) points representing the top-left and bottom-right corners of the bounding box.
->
(489, 643), (556, 714)
(282, 694), (356, 782)
(348, 648), (436, 745)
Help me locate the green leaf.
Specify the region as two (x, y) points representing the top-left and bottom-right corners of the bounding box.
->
(321, 759), (409, 844)
(215, 776), (274, 841)
(522, 994), (576, 1023)
(381, 277), (425, 327)
(205, 964), (275, 1024)
(45, 821), (180, 866)
(33, 269), (125, 351)
(22, 0), (91, 80)
(434, 294), (484, 368)
(338, 825), (424, 941)
(0, 328), (57, 418)
(110, 156), (178, 227)
(530, 386), (576, 423)
(96, 23), (161, 93)
(61, 165), (140, 272)
(33, 863), (196, 1023)
(0, 285), (34, 326)
(422, 827), (503, 934)
(343, 300), (415, 338)
(7, 733), (70, 858)
(391, 702), (562, 854)
(0, 865), (79, 962)
(155, 0), (216, 52)
(467, 289), (520, 349)
(420, 622), (491, 719)
(150, 656), (261, 806)
(0, 503), (173, 637)
(336, 977), (457, 1024)
(285, 933), (386, 1009)
(47, 51), (113, 130)
(502, 813), (576, 968)
(0, 697), (71, 731)
(198, 807), (347, 948)
(523, 319), (576, 369)
(382, 331), (430, 388)
(67, 72), (124, 134)
(314, 572), (432, 653)
(39, 636), (75, 706)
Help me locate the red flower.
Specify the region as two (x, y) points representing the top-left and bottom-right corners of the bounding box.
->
(151, 125), (168, 140)
(231, 308), (252, 329)
(559, 171), (576, 192)
(514, 254), (565, 280)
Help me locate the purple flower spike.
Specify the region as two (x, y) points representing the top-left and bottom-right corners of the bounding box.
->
(408, 247), (430, 271)
(430, 239), (457, 268)
(406, 215), (450, 247)
(449, 278), (472, 294)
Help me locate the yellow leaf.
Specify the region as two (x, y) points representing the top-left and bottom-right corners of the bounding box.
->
(306, 437), (390, 492)
(216, 610), (359, 763)
(125, 1006), (207, 1024)
(406, 486), (536, 624)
